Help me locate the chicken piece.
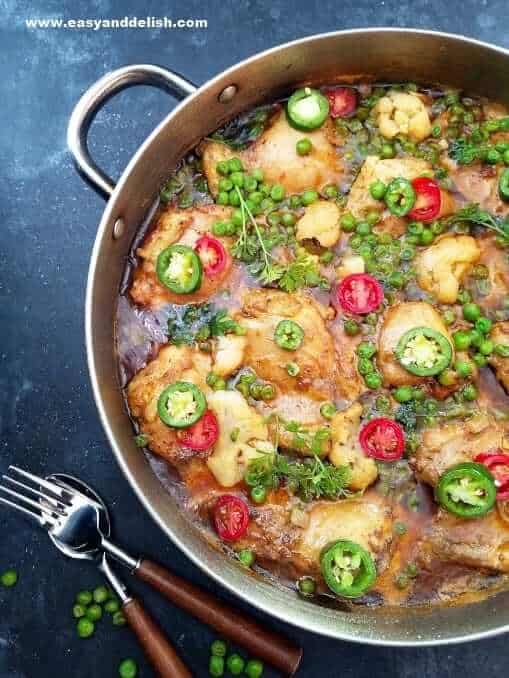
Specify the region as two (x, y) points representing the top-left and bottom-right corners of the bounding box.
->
(413, 413), (509, 487)
(416, 235), (481, 304)
(212, 334), (247, 378)
(378, 301), (454, 387)
(336, 254), (365, 280)
(345, 155), (431, 219)
(296, 200), (341, 247)
(374, 90), (432, 142)
(236, 289), (337, 401)
(329, 403), (378, 491)
(489, 322), (509, 392)
(297, 492), (393, 567)
(206, 390), (271, 487)
(450, 162), (509, 219)
(467, 234), (509, 315)
(201, 109), (342, 196)
(419, 509), (509, 573)
(127, 345), (212, 463)
(130, 205), (234, 309)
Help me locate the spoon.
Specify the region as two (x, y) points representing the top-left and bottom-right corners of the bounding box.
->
(48, 473), (302, 676)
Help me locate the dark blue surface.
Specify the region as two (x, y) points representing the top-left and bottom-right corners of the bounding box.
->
(1, 2), (509, 676)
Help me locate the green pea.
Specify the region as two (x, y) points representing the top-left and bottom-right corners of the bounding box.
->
(261, 384), (275, 401)
(320, 402), (337, 419)
(357, 341), (377, 359)
(358, 243), (373, 259)
(455, 360), (472, 378)
(369, 180), (387, 200)
(248, 191), (263, 205)
(260, 197), (275, 212)
(357, 357), (374, 375)
(244, 176), (258, 193)
(105, 598), (120, 614)
(270, 184), (285, 202)
(366, 211), (380, 226)
(394, 386), (414, 403)
(93, 585), (109, 604)
(216, 160), (230, 176)
(430, 220), (444, 235)
(251, 484), (267, 503)
(400, 244), (416, 261)
(462, 384), (478, 401)
(226, 654), (245, 676)
(218, 178), (233, 192)
(286, 362), (300, 376)
(407, 221), (424, 235)
(267, 211), (281, 227)
(289, 195), (302, 209)
(230, 171), (245, 188)
(86, 603), (103, 622)
(365, 372), (383, 389)
(457, 289), (471, 304)
(485, 148), (501, 165)
(76, 590), (93, 606)
(354, 221), (370, 237)
(216, 191), (230, 205)
(344, 319), (360, 335)
(405, 234), (420, 245)
(228, 189), (241, 207)
(227, 157), (243, 173)
(495, 344), (509, 357)
(73, 604), (86, 619)
(76, 617), (95, 639)
(296, 138), (313, 155)
(412, 387), (425, 401)
(112, 611), (127, 626)
(319, 250), (334, 264)
(475, 317), (493, 334)
(388, 271), (404, 288)
(211, 640), (228, 657)
(118, 660), (137, 678)
(375, 395), (392, 413)
(453, 330), (471, 351)
(297, 576), (316, 596)
(281, 212), (297, 227)
(209, 655), (225, 677)
(381, 143), (395, 159)
(323, 184), (339, 199)
(463, 302), (481, 322)
(438, 369), (457, 386)
(0, 569), (17, 587)
(206, 372), (219, 387)
(213, 378), (227, 391)
(245, 659), (264, 678)
(212, 220), (227, 237)
(301, 189), (318, 205)
(224, 220), (237, 236)
(479, 339), (494, 355)
(340, 212), (356, 231)
(252, 168), (264, 182)
(419, 229), (434, 246)
(473, 353), (487, 367)
(238, 549), (256, 567)
(424, 398), (438, 414)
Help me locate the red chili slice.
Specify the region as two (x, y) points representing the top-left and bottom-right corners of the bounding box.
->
(325, 87), (357, 118)
(337, 274), (384, 315)
(474, 451), (509, 500)
(359, 417), (405, 461)
(213, 495), (249, 541)
(177, 410), (219, 451)
(407, 177), (441, 222)
(194, 235), (229, 276)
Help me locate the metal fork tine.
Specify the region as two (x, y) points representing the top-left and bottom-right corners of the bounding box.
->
(2, 475), (69, 511)
(0, 484), (65, 519)
(0, 494), (55, 527)
(8, 466), (73, 504)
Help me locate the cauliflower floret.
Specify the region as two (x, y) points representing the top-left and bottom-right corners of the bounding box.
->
(416, 235), (481, 304)
(296, 200), (341, 247)
(336, 255), (365, 280)
(374, 91), (432, 142)
(212, 334), (247, 378)
(329, 403), (378, 491)
(206, 390), (271, 487)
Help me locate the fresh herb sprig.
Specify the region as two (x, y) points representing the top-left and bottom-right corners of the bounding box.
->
(244, 450), (351, 502)
(445, 204), (509, 245)
(278, 249), (328, 293)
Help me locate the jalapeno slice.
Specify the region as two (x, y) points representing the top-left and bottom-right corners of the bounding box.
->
(157, 381), (207, 428)
(436, 462), (497, 518)
(287, 87), (330, 131)
(396, 327), (452, 376)
(384, 178), (416, 217)
(320, 540), (376, 598)
(156, 244), (202, 294)
(274, 320), (304, 351)
(499, 168), (509, 203)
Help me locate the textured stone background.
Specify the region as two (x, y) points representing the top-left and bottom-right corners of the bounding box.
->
(1, 1), (509, 676)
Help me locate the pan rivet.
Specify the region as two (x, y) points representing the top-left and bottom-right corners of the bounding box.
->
(218, 85), (237, 103)
(112, 218), (125, 240)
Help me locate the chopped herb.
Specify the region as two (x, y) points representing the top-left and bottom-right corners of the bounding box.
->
(448, 138), (482, 165)
(393, 521), (408, 536)
(133, 434), (149, 447)
(395, 401), (418, 432)
(278, 249), (327, 293)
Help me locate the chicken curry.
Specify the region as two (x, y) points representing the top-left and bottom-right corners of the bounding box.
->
(117, 82), (509, 607)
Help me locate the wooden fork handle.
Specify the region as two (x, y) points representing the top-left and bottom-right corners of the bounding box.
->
(123, 598), (192, 678)
(137, 559), (302, 676)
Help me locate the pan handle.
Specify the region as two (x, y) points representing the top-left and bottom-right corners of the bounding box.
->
(67, 64), (197, 198)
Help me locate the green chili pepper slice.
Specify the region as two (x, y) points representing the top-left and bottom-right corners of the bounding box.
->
(287, 87), (329, 130)
(395, 326), (452, 376)
(156, 244), (202, 294)
(274, 320), (304, 351)
(436, 462), (497, 518)
(384, 178), (416, 217)
(499, 168), (509, 202)
(320, 540), (376, 598)
(157, 381), (206, 428)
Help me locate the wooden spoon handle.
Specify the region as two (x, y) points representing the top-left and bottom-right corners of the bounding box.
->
(123, 598), (192, 678)
(137, 559), (302, 676)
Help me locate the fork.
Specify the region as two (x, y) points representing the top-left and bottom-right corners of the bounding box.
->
(0, 466), (191, 678)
